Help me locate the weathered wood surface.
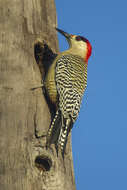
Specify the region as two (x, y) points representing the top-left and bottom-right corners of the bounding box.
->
(0, 0), (76, 189)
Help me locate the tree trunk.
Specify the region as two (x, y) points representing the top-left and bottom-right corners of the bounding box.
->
(0, 0), (76, 190)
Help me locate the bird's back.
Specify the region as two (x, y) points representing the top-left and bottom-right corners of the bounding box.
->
(55, 53), (87, 122)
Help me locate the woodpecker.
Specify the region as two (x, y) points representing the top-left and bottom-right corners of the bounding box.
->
(45, 28), (92, 157)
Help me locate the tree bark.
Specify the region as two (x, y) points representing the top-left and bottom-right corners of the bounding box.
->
(0, 0), (76, 190)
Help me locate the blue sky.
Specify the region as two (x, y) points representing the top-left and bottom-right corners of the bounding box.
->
(55, 0), (127, 190)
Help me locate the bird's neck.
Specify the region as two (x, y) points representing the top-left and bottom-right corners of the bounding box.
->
(63, 47), (87, 61)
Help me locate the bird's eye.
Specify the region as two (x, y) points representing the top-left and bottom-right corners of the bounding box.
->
(76, 36), (88, 43)
(75, 36), (81, 41)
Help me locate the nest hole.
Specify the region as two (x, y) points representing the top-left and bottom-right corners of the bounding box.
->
(35, 156), (52, 172)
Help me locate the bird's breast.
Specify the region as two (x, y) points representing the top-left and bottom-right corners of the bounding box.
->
(44, 62), (57, 104)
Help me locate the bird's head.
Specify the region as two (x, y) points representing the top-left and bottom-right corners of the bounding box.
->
(56, 28), (92, 62)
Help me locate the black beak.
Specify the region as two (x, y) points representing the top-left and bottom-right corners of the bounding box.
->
(55, 28), (71, 39)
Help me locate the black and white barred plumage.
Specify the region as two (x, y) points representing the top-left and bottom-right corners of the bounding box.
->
(46, 54), (87, 156)
(56, 54), (87, 122)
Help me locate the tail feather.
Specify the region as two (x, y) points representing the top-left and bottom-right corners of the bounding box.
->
(58, 117), (73, 157)
(46, 111), (73, 158)
(46, 110), (62, 148)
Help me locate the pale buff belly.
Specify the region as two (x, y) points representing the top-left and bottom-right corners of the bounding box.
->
(44, 63), (57, 104)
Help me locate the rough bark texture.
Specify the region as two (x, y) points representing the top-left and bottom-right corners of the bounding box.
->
(0, 0), (76, 190)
